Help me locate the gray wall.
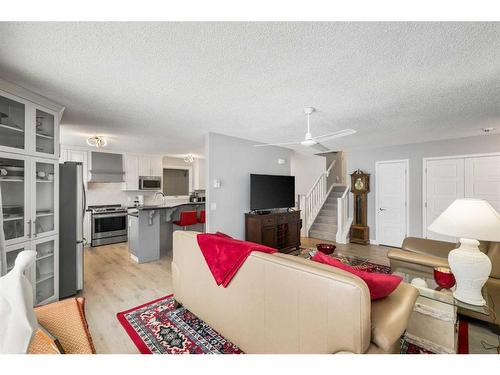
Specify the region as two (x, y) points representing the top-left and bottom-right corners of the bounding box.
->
(346, 134), (500, 241)
(206, 132), (292, 239)
(290, 151), (326, 195)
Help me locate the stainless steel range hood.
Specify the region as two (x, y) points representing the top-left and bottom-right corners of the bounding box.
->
(89, 151), (125, 183)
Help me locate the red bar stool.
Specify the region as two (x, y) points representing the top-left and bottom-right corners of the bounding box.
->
(173, 211), (198, 230)
(197, 210), (206, 232)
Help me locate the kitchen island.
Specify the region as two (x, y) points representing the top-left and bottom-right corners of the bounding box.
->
(127, 202), (205, 263)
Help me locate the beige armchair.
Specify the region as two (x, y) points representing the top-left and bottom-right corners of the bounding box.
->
(388, 237), (500, 330)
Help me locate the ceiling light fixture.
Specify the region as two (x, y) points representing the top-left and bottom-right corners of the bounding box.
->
(184, 154), (194, 163)
(87, 136), (107, 148)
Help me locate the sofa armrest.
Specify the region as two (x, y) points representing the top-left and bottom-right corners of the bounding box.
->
(388, 249), (449, 269)
(370, 283), (419, 353)
(401, 237), (455, 258)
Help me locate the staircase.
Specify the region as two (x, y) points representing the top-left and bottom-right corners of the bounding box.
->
(308, 186), (346, 241)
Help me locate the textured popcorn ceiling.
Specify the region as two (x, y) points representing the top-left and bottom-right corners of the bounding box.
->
(0, 22), (499, 155)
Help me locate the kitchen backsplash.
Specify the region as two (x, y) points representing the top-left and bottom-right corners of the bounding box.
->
(86, 183), (158, 206)
(86, 183), (190, 207)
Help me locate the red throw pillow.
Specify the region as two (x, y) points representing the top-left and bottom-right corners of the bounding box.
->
(311, 251), (402, 300)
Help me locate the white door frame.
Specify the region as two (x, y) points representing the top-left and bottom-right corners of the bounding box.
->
(422, 151), (500, 239)
(375, 159), (410, 245)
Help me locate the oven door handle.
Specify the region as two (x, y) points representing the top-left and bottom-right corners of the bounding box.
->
(92, 213), (128, 219)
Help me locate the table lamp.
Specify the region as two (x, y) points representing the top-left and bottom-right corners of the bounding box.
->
(428, 198), (500, 306)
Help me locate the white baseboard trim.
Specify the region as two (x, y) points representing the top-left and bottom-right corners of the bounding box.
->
(369, 239), (379, 245)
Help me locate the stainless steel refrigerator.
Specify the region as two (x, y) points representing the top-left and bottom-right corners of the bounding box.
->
(59, 161), (86, 298)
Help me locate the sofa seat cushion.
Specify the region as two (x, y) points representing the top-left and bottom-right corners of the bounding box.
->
(311, 251), (402, 300)
(370, 282), (419, 352)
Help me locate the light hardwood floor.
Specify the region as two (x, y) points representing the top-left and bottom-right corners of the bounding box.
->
(80, 243), (173, 353)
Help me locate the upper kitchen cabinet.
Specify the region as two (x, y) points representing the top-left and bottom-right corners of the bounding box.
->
(123, 153), (162, 191)
(0, 84), (62, 160)
(0, 90), (29, 153)
(138, 155), (162, 177)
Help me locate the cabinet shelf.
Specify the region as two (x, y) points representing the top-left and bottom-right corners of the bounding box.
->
(0, 123), (24, 133)
(36, 211), (54, 217)
(36, 179), (54, 183)
(0, 177), (24, 182)
(36, 272), (54, 284)
(3, 215), (23, 222)
(36, 132), (54, 140)
(36, 253), (54, 261)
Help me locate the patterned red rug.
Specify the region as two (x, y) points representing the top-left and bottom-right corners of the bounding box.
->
(116, 295), (243, 354)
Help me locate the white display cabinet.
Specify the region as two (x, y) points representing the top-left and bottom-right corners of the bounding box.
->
(0, 80), (63, 306)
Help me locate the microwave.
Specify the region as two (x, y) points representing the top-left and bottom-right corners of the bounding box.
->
(139, 176), (161, 190)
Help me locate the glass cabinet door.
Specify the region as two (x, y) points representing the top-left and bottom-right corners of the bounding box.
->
(33, 106), (57, 157)
(0, 91), (27, 152)
(0, 154), (29, 244)
(32, 160), (57, 238)
(34, 236), (57, 305)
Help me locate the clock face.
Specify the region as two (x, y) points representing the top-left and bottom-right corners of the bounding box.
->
(354, 178), (364, 191)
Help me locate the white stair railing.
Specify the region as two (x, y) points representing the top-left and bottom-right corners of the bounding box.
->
(304, 160), (336, 234)
(336, 185), (352, 244)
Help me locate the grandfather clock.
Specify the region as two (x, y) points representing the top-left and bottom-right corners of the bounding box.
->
(350, 170), (370, 245)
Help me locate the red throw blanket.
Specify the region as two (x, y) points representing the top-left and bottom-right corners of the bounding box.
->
(196, 233), (277, 287)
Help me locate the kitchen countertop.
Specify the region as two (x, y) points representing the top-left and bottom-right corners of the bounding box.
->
(128, 202), (205, 211)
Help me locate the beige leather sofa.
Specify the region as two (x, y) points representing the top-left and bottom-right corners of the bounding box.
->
(388, 237), (500, 330)
(172, 231), (419, 354)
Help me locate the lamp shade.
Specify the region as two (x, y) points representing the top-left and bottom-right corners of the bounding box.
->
(428, 199), (500, 241)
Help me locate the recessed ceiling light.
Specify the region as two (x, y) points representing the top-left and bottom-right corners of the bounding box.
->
(482, 127), (495, 133)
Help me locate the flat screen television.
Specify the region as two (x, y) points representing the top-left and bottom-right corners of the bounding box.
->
(250, 174), (295, 211)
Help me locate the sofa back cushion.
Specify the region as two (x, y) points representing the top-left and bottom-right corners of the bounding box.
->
(172, 231), (372, 354)
(486, 242), (500, 279)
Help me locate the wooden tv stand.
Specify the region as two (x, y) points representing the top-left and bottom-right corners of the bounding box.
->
(245, 211), (301, 253)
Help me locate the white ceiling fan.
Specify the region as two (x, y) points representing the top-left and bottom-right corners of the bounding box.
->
(254, 107), (356, 152)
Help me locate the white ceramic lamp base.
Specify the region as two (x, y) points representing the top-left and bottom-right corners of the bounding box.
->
(448, 238), (492, 306)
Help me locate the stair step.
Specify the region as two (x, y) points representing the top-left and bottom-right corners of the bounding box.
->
(310, 223), (337, 232)
(323, 203), (338, 210)
(315, 215), (337, 224)
(319, 208), (337, 216)
(309, 230), (337, 242)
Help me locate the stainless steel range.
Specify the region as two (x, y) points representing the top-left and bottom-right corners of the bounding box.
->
(89, 204), (128, 247)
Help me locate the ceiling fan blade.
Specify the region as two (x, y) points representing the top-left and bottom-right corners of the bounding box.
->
(314, 129), (357, 141)
(311, 143), (329, 152)
(254, 141), (302, 147)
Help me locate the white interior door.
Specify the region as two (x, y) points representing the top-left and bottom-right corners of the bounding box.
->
(465, 155), (500, 212)
(376, 160), (408, 247)
(425, 158), (464, 241)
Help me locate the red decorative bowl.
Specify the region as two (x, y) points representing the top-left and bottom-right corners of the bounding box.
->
(316, 243), (336, 255)
(433, 267), (456, 289)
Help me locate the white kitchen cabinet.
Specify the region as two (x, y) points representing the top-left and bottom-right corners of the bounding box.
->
(138, 155), (162, 177)
(151, 156), (163, 177)
(0, 88), (60, 160)
(123, 154), (139, 191)
(123, 154), (162, 191)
